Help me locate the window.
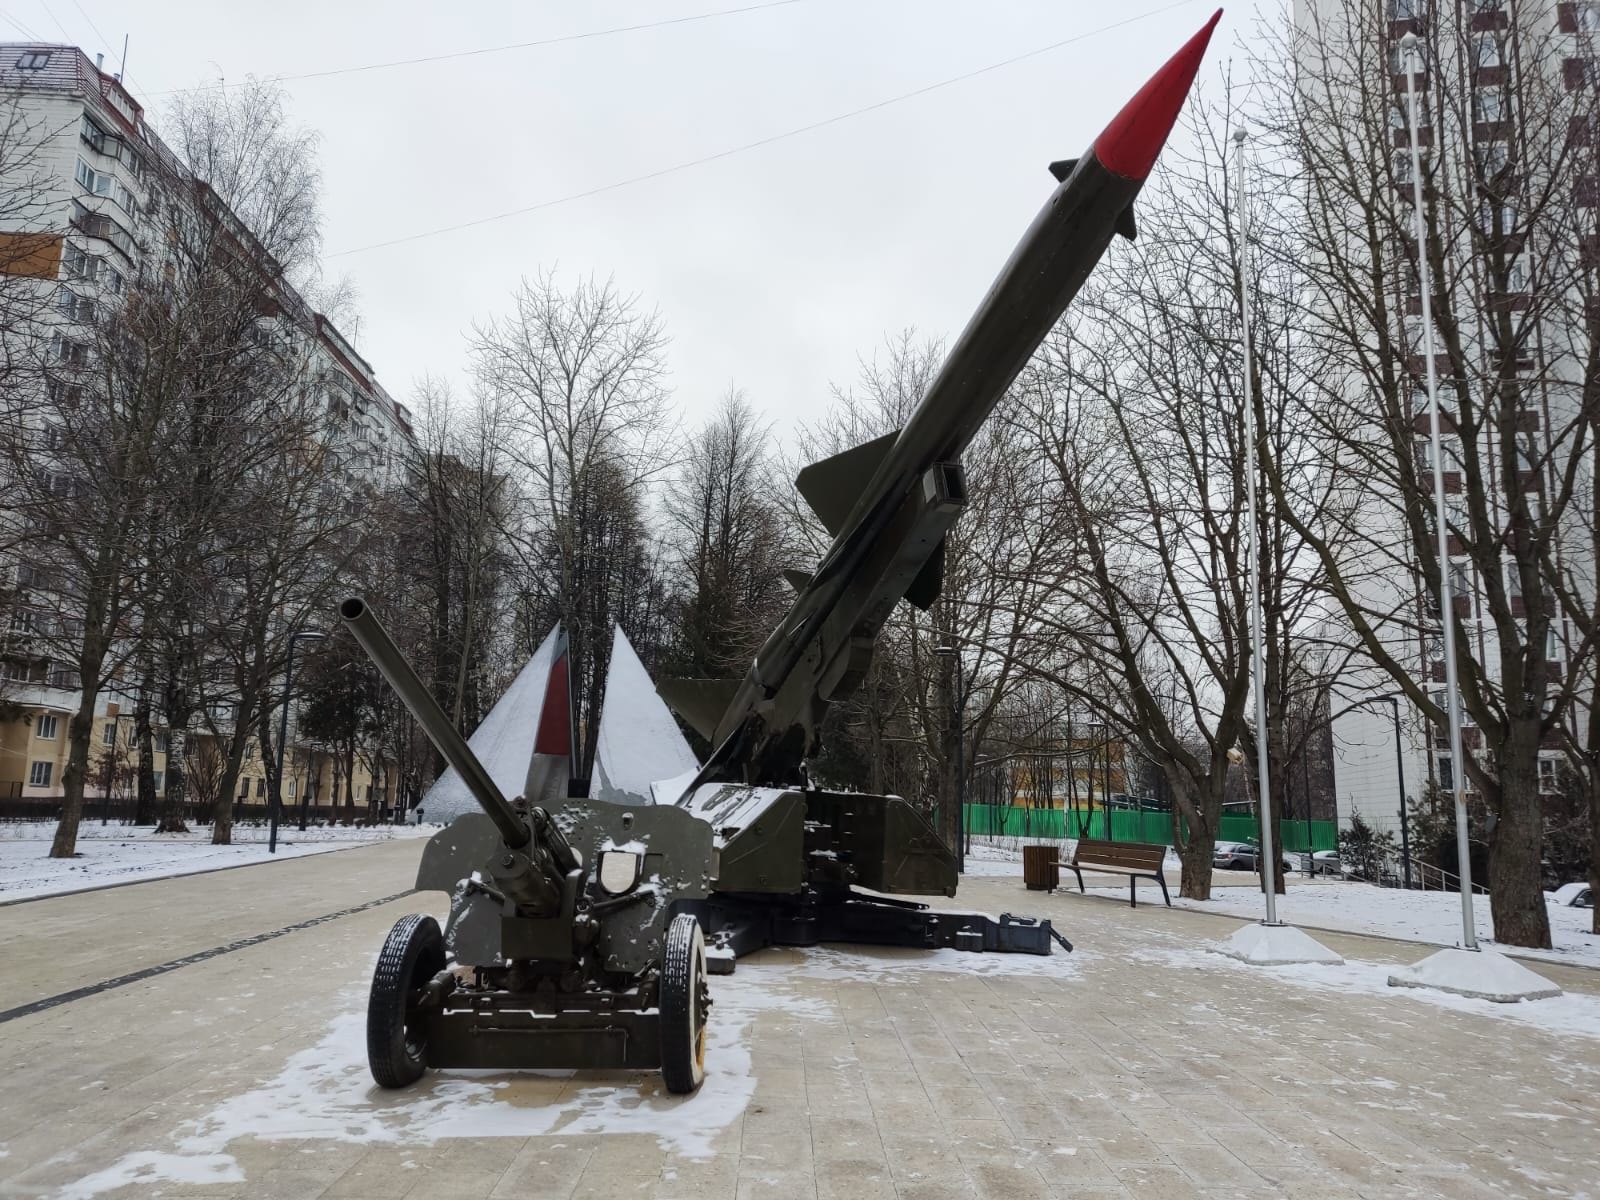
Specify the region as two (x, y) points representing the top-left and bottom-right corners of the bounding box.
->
(1547, 626), (1562, 661)
(47, 665), (79, 689)
(1505, 559), (1524, 599)
(1538, 757), (1559, 792)
(255, 777), (265, 798)
(1474, 140), (1509, 175)
(51, 334), (88, 367)
(79, 115), (106, 154)
(152, 770), (164, 793)
(1474, 89), (1505, 123)
(1394, 149), (1415, 183)
(1474, 35), (1502, 67)
(28, 760), (53, 787)
(102, 721), (116, 746)
(17, 52), (50, 70)
(36, 714), (58, 739)
(1389, 0), (1423, 17)
(155, 731), (169, 753)
(62, 245), (90, 279)
(288, 778), (296, 797)
(1437, 755), (1454, 790)
(1580, 3), (1600, 33)
(57, 288), (93, 323)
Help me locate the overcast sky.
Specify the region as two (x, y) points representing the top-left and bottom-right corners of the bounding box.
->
(12, 0), (1244, 448)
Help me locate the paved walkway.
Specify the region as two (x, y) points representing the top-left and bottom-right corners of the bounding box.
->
(1, 840), (1596, 1199)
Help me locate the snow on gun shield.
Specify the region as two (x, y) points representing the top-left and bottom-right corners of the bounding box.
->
(337, 13), (1218, 1095)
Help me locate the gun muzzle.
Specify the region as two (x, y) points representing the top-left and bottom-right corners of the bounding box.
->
(340, 597), (530, 849)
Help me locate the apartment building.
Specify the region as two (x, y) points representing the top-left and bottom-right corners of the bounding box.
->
(1291, 0), (1591, 844)
(0, 43), (412, 818)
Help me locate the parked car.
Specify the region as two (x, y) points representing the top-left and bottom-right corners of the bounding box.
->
(1552, 882), (1594, 909)
(1304, 850), (1344, 877)
(1214, 842), (1294, 873)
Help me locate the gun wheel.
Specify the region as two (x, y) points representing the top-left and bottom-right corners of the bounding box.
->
(367, 913), (445, 1089)
(660, 913), (710, 1095)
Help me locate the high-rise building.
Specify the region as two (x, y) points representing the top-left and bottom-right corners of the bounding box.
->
(0, 44), (412, 818)
(1290, 1), (1589, 861)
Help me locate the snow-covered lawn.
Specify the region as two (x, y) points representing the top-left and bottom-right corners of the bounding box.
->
(965, 835), (1600, 970)
(0, 822), (435, 903)
(1154, 879), (1600, 970)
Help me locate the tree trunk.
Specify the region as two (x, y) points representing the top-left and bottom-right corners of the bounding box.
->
(1486, 750), (1552, 948)
(1589, 760), (1600, 937)
(210, 719), (251, 846)
(156, 665), (191, 833)
(48, 692), (100, 858)
(1170, 771), (1216, 900)
(132, 671), (156, 825)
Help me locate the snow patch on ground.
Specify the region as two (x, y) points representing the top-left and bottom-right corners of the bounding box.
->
(794, 943), (1082, 981)
(56, 974), (829, 1197)
(1118, 879), (1600, 970)
(55, 942), (1082, 1197)
(0, 822), (432, 902)
(1137, 943), (1600, 1041)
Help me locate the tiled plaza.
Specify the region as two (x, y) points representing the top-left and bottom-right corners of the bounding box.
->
(2, 839), (1596, 1198)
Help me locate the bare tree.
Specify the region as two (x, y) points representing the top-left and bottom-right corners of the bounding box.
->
(1256, 2), (1599, 945)
(663, 387), (790, 680)
(471, 271), (674, 775)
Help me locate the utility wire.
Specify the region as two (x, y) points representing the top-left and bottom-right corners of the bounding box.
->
(329, 0), (1203, 258)
(142, 0), (805, 97)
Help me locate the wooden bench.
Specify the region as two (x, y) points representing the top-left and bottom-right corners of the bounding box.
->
(1066, 839), (1171, 908)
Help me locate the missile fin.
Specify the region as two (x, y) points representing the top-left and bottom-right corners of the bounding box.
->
(794, 428), (901, 536)
(904, 538), (945, 612)
(783, 568), (812, 592)
(1116, 205), (1137, 241)
(1047, 158), (1078, 183)
(656, 676), (743, 742)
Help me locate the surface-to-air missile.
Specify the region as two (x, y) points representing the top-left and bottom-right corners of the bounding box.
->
(347, 12), (1217, 1089)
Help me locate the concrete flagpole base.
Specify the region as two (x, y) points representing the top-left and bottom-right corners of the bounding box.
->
(1387, 947), (1562, 1003)
(1215, 921), (1344, 966)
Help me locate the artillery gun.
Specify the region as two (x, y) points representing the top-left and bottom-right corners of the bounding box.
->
(342, 597), (715, 1094)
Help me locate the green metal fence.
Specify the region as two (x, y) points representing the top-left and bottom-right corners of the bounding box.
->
(964, 804), (1338, 852)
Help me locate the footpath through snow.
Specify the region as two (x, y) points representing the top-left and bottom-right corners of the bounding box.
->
(0, 822), (434, 902)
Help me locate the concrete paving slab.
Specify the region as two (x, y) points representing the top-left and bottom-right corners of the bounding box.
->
(1, 844), (1598, 1199)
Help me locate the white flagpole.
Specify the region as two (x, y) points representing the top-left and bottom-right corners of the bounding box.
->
(1400, 31), (1477, 949)
(1233, 127), (1280, 923)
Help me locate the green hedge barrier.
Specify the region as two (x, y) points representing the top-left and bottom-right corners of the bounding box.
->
(964, 804), (1337, 852)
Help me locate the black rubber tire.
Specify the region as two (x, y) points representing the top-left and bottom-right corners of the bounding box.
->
(367, 913), (445, 1089)
(659, 913), (709, 1095)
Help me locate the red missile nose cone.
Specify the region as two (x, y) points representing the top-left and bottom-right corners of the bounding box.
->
(1093, 9), (1222, 181)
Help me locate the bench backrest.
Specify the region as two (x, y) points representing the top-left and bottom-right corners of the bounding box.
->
(1073, 838), (1166, 872)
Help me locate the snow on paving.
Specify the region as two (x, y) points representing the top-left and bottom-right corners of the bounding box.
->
(55, 967), (832, 1197)
(0, 822), (434, 902)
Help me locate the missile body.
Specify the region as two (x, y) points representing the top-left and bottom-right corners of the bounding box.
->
(677, 13), (1222, 791)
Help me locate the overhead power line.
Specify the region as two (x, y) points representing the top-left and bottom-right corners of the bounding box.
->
(143, 0), (805, 97)
(329, 0), (1205, 258)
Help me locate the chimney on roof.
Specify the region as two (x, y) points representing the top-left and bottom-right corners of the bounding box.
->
(95, 53), (103, 71)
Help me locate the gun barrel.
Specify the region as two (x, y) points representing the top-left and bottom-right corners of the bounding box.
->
(340, 597), (530, 849)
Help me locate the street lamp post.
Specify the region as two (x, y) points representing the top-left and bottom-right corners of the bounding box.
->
(269, 630), (326, 855)
(1401, 31), (1476, 948)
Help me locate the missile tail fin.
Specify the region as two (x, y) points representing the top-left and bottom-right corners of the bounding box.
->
(656, 676), (743, 742)
(795, 428), (901, 536)
(905, 538), (945, 612)
(1047, 157), (1078, 183)
(1116, 205), (1137, 241)
(783, 568), (812, 592)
